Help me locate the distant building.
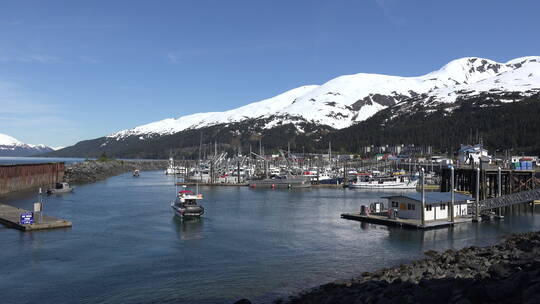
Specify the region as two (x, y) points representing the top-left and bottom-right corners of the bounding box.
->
(375, 153), (385, 161)
(431, 155), (453, 165)
(384, 192), (471, 221)
(511, 156), (538, 164)
(458, 144), (491, 165)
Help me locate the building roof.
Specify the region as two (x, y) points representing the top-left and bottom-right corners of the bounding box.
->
(383, 192), (472, 205)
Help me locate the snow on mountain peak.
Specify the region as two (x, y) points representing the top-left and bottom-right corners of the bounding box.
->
(0, 133), (24, 146)
(0, 133), (55, 156)
(111, 85), (319, 138)
(109, 56), (540, 139)
(506, 56), (540, 65)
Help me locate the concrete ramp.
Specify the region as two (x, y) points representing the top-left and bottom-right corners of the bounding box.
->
(0, 203), (72, 231)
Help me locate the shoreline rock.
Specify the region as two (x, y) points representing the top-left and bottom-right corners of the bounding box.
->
(64, 159), (167, 184)
(258, 230), (540, 304)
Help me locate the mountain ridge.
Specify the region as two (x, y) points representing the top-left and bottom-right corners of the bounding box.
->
(48, 56), (540, 158)
(0, 133), (56, 157)
(108, 56), (540, 139)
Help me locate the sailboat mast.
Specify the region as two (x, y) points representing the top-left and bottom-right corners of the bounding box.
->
(329, 141), (332, 167)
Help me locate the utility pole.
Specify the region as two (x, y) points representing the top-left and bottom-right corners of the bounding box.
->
(497, 167), (502, 217)
(474, 167), (480, 222)
(421, 168), (425, 227)
(288, 141), (290, 156)
(450, 166), (455, 223)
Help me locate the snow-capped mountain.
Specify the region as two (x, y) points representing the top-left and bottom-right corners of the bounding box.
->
(110, 56), (540, 139)
(47, 56), (540, 159)
(0, 133), (55, 156)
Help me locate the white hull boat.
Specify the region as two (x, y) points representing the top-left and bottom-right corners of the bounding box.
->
(171, 189), (205, 217)
(349, 177), (418, 189)
(47, 182), (74, 194)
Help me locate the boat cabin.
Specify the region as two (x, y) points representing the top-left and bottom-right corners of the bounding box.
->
(383, 192), (471, 221)
(54, 182), (70, 190)
(177, 190), (203, 204)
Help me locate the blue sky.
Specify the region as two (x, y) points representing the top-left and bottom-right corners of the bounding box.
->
(1, 0), (539, 147)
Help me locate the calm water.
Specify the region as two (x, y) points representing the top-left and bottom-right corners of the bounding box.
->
(1, 171), (539, 304)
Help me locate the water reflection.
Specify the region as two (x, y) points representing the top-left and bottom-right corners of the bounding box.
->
(2, 170), (540, 304)
(172, 216), (204, 240)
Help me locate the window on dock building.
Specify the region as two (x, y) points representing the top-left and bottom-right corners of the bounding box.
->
(391, 201), (399, 208)
(407, 203), (415, 210)
(426, 205), (432, 211)
(440, 204), (446, 210)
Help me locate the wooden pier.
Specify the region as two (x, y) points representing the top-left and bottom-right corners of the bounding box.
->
(341, 213), (472, 230)
(175, 182), (342, 188)
(440, 167), (538, 199)
(176, 182), (248, 187)
(0, 203), (72, 231)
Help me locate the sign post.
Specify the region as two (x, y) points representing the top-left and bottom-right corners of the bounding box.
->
(20, 212), (34, 225)
(34, 202), (43, 223)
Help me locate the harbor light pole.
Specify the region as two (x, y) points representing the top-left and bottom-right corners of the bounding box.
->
(497, 166), (502, 217)
(450, 165), (454, 223)
(421, 168), (425, 227)
(474, 167), (480, 222)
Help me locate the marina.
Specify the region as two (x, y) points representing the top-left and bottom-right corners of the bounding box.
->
(2, 3), (540, 302)
(1, 169), (540, 303)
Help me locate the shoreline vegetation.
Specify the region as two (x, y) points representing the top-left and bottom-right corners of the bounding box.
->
(236, 231), (540, 304)
(64, 158), (167, 184)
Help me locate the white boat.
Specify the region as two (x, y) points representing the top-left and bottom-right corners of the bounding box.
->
(171, 189), (205, 217)
(188, 169), (211, 183)
(165, 157), (183, 175)
(301, 168), (333, 182)
(349, 175), (418, 189)
(46, 182), (74, 194)
(133, 169), (140, 177)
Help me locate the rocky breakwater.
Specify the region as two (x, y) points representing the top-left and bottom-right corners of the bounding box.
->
(260, 231), (540, 304)
(64, 159), (167, 184)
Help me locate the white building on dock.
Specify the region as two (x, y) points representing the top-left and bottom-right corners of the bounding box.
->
(384, 192), (472, 221)
(458, 144), (491, 165)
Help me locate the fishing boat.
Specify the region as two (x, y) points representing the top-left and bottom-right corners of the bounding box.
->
(302, 168), (333, 182)
(165, 157), (182, 175)
(171, 189), (205, 217)
(349, 174), (418, 189)
(46, 182), (74, 194)
(133, 170), (140, 177)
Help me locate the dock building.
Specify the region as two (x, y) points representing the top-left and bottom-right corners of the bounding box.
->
(384, 192), (471, 221)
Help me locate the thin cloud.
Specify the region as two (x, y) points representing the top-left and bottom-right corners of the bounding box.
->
(375, 0), (408, 26)
(80, 56), (100, 64)
(0, 115), (73, 127)
(166, 42), (301, 64)
(0, 79), (74, 129)
(0, 53), (63, 64)
(167, 52), (181, 64)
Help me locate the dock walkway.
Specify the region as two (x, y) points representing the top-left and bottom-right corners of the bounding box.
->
(341, 213), (472, 230)
(0, 203), (72, 231)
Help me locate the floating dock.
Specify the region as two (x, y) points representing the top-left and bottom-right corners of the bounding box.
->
(176, 182), (342, 188)
(176, 182), (248, 187)
(0, 203), (72, 231)
(341, 212), (472, 230)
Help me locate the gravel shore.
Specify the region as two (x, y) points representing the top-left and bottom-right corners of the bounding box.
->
(234, 231), (540, 304)
(264, 230), (540, 304)
(64, 159), (167, 184)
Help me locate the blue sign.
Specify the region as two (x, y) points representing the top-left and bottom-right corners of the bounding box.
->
(20, 212), (34, 225)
